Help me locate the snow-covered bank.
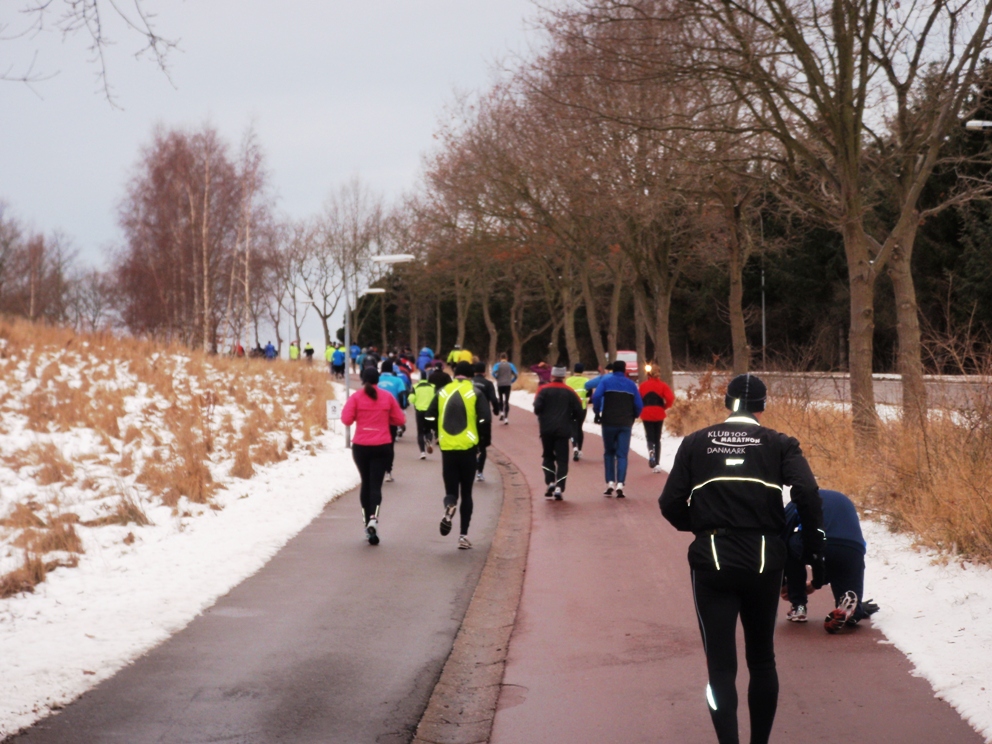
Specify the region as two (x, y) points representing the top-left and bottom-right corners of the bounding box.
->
(0, 423), (359, 737)
(511, 389), (992, 742)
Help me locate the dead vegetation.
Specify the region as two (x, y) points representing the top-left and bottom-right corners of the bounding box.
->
(0, 317), (335, 597)
(668, 366), (992, 564)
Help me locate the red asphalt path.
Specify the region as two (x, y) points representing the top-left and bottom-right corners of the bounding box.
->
(488, 407), (982, 743)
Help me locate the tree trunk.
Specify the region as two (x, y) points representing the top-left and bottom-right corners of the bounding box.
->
(201, 155), (212, 354)
(579, 262), (607, 367)
(653, 286), (675, 386)
(634, 282), (648, 381)
(481, 291), (498, 367)
(547, 319), (563, 366)
(607, 279), (622, 364)
(888, 223), (928, 422)
(409, 292), (419, 352)
(728, 216), (749, 375)
(843, 225), (879, 439)
(435, 297), (442, 353)
(562, 287), (580, 369)
(510, 284), (524, 368)
(380, 295), (388, 350)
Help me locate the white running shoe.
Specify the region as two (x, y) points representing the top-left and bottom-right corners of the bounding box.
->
(419, 452), (427, 460)
(384, 471), (393, 483)
(458, 535), (472, 550)
(652, 465), (663, 473)
(502, 418), (509, 425)
(604, 482), (615, 496)
(366, 517), (379, 546)
(824, 591), (859, 634)
(787, 604), (808, 622)
(553, 487), (563, 500)
(572, 449), (581, 461)
(615, 482), (625, 498)
(476, 472), (485, 482)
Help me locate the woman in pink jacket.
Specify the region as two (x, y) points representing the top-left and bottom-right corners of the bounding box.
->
(341, 367), (406, 545)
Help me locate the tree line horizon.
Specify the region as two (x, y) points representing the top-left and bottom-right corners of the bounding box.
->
(4, 0), (992, 439)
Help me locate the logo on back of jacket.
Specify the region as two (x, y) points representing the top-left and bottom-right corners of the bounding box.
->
(706, 429), (762, 455)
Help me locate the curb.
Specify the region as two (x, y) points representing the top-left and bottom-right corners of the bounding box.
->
(412, 448), (532, 744)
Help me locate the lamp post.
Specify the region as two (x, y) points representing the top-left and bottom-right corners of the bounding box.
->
(342, 253), (416, 448)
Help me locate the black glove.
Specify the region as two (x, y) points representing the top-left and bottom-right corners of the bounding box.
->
(809, 553), (827, 590)
(593, 412), (602, 424)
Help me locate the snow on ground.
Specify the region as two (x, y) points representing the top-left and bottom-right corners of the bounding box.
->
(0, 411), (359, 738)
(511, 388), (992, 742)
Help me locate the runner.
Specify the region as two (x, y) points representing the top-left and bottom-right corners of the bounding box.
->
(591, 360), (643, 498)
(533, 366), (584, 500)
(411, 372), (438, 460)
(492, 353), (518, 424)
(426, 361), (490, 550)
(659, 373), (825, 744)
(340, 367), (405, 546)
(638, 365), (675, 472)
(472, 362), (500, 481)
(564, 363), (590, 460)
(376, 360), (408, 482)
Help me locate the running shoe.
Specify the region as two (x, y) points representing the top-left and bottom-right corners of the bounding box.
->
(787, 604), (808, 622)
(502, 418), (509, 425)
(604, 482), (615, 496)
(615, 482), (625, 498)
(572, 449), (580, 462)
(366, 517), (379, 546)
(545, 486), (555, 500)
(458, 535), (472, 550)
(419, 451), (427, 460)
(384, 471), (393, 483)
(427, 441), (434, 454)
(553, 487), (563, 500)
(440, 504), (456, 536)
(824, 590), (859, 633)
(476, 472), (485, 482)
(652, 465), (664, 473)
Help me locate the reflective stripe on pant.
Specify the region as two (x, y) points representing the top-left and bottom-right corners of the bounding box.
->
(351, 443), (392, 524)
(691, 567), (782, 744)
(601, 425), (632, 484)
(540, 434), (570, 492)
(442, 447), (477, 536)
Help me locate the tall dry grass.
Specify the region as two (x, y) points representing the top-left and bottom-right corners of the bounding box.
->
(0, 317), (335, 596)
(667, 367), (992, 563)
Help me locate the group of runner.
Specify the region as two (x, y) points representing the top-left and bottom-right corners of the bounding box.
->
(342, 349), (879, 744)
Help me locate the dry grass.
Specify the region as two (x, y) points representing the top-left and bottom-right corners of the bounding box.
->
(670, 367), (992, 563)
(0, 552), (79, 599)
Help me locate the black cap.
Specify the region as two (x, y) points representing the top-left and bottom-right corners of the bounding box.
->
(454, 361), (474, 377)
(473, 362), (486, 375)
(573, 363), (584, 373)
(361, 367), (380, 385)
(725, 373), (767, 413)
(380, 359), (393, 373)
(612, 360), (627, 374)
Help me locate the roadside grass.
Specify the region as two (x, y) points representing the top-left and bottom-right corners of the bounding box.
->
(0, 317), (334, 596)
(667, 368), (992, 563)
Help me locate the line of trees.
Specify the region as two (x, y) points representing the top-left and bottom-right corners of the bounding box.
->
(362, 0), (992, 439)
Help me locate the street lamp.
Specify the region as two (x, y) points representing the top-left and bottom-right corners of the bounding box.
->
(342, 255), (415, 447)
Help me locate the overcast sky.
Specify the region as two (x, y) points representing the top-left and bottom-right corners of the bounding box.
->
(0, 1), (537, 268)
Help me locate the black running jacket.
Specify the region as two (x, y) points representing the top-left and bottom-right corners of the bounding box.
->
(659, 411), (824, 573)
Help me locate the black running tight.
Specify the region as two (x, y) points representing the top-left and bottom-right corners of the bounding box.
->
(691, 567), (782, 744)
(351, 443), (392, 524)
(497, 386), (511, 417)
(441, 447), (477, 535)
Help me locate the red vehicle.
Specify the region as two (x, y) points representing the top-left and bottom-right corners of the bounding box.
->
(613, 350), (639, 378)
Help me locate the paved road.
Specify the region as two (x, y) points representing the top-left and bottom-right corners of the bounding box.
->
(489, 407), (983, 743)
(9, 432), (502, 744)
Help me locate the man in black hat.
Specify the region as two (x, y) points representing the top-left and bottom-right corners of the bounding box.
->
(659, 373), (825, 744)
